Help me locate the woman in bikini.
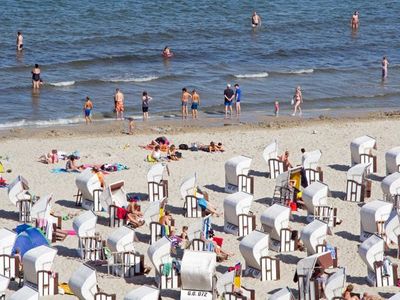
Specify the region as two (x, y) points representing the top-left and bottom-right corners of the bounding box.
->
(292, 86), (303, 116)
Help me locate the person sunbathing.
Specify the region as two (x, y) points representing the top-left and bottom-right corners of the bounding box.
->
(65, 155), (83, 172)
(197, 195), (222, 217)
(343, 285), (360, 300)
(167, 145), (179, 161)
(278, 150), (293, 171)
(126, 202), (145, 228)
(38, 149), (59, 164)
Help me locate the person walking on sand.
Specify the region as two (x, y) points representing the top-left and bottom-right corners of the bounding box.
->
(191, 89), (200, 119)
(181, 88), (192, 119)
(234, 84), (241, 117)
(142, 91), (152, 120)
(224, 84), (234, 118)
(31, 64), (41, 89)
(382, 56), (389, 79)
(351, 11), (359, 29)
(16, 31), (23, 51)
(292, 86), (303, 116)
(251, 11), (261, 28)
(83, 96), (93, 124)
(114, 88), (124, 120)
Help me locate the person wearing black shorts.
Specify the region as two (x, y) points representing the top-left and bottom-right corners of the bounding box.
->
(142, 91), (152, 120)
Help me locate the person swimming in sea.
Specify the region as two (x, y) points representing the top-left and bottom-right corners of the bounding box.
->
(163, 46), (173, 57)
(251, 11), (261, 28)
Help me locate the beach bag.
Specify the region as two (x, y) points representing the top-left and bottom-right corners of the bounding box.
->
(179, 144), (189, 150)
(176, 152), (182, 158)
(191, 143), (198, 151)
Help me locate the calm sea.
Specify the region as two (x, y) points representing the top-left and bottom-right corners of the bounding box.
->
(0, 0), (399, 127)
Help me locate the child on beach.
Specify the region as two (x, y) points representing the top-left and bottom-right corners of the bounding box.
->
(83, 96), (93, 124)
(191, 90), (200, 119)
(142, 91), (152, 120)
(274, 101), (280, 116)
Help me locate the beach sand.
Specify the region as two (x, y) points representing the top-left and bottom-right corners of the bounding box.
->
(1, 115), (400, 299)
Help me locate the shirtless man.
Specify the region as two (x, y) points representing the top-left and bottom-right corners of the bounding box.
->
(382, 56), (389, 79)
(181, 87), (192, 119)
(16, 32), (23, 51)
(114, 88), (124, 120)
(224, 84), (234, 118)
(191, 89), (200, 119)
(351, 11), (359, 29)
(251, 12), (261, 27)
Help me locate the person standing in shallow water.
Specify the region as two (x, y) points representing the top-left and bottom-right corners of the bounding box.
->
(251, 12), (261, 27)
(114, 88), (124, 120)
(234, 84), (241, 117)
(16, 32), (23, 51)
(31, 64), (41, 89)
(181, 88), (192, 119)
(224, 84), (234, 118)
(351, 11), (359, 29)
(83, 96), (93, 124)
(191, 89), (200, 119)
(382, 56), (389, 79)
(292, 86), (303, 116)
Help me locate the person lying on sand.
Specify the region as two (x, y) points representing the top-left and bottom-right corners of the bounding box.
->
(199, 142), (224, 152)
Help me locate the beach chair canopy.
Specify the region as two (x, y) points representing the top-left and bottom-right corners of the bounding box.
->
(12, 226), (49, 257)
(147, 163), (166, 183)
(181, 250), (216, 291)
(30, 194), (52, 221)
(124, 285), (160, 300)
(223, 191), (253, 226)
(360, 200), (392, 236)
(0, 228), (17, 255)
(75, 168), (101, 201)
(350, 135), (376, 165)
(225, 155), (252, 186)
(347, 163), (371, 183)
(388, 293), (400, 300)
(23, 245), (57, 285)
(72, 210), (97, 238)
(302, 150), (322, 170)
(107, 225), (135, 253)
(296, 251), (333, 282)
(239, 230), (269, 270)
(0, 274), (10, 295)
(358, 234), (384, 271)
(99, 180), (127, 213)
(147, 237), (171, 274)
(143, 200), (162, 225)
(69, 263), (98, 300)
(216, 271), (235, 296)
(260, 204), (290, 241)
(324, 268), (346, 300)
(187, 217), (206, 241)
(180, 173), (197, 199)
(386, 211), (400, 245)
(7, 175), (30, 206)
(386, 147), (400, 175)
(300, 220), (328, 255)
(9, 285), (39, 300)
(262, 141), (278, 162)
(302, 181), (329, 215)
(268, 287), (294, 300)
(381, 172), (400, 196)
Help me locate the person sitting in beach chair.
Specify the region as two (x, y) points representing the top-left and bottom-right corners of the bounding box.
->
(343, 284), (360, 300)
(66, 155), (83, 172)
(204, 230), (234, 262)
(196, 192), (222, 217)
(126, 202), (145, 228)
(38, 149), (59, 164)
(278, 150), (293, 171)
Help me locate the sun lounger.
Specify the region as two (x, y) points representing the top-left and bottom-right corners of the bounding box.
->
(302, 150), (323, 185)
(239, 230), (280, 281)
(360, 200), (392, 241)
(301, 220), (329, 255)
(0, 275), (9, 300)
(382, 172), (400, 211)
(124, 285), (160, 300)
(260, 204), (297, 252)
(345, 163), (372, 202)
(107, 226), (144, 277)
(7, 175), (33, 222)
(69, 263), (98, 300)
(225, 156), (254, 194)
(268, 287), (295, 300)
(386, 147), (400, 175)
(147, 163), (168, 202)
(224, 192), (255, 237)
(23, 245), (58, 296)
(99, 181), (127, 227)
(75, 169), (103, 211)
(9, 285), (39, 300)
(180, 250), (217, 300)
(263, 141), (283, 179)
(148, 237), (179, 289)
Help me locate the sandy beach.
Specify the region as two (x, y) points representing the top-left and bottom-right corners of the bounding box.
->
(1, 115), (400, 299)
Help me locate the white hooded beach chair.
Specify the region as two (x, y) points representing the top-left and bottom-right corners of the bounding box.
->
(260, 204), (296, 252)
(239, 230), (279, 281)
(385, 212), (400, 249)
(324, 268), (346, 300)
(263, 141), (283, 179)
(0, 228), (17, 279)
(75, 168), (103, 211)
(147, 237), (179, 289)
(180, 173), (200, 217)
(9, 285), (39, 300)
(73, 211), (104, 261)
(180, 250), (217, 300)
(147, 163), (168, 202)
(302, 150), (323, 185)
(124, 285), (160, 300)
(0, 274), (9, 299)
(69, 263), (98, 300)
(382, 172), (400, 211)
(386, 147), (400, 175)
(358, 234), (398, 287)
(350, 135), (377, 173)
(224, 192), (255, 237)
(225, 156), (254, 194)
(30, 194), (52, 227)
(345, 163), (372, 202)
(268, 287), (295, 300)
(360, 200), (392, 241)
(301, 220), (329, 256)
(106, 226), (144, 277)
(8, 175), (32, 222)
(99, 181), (127, 227)
(23, 245), (58, 296)
(272, 166), (303, 205)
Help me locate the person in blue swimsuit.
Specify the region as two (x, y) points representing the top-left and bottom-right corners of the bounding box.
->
(234, 84), (241, 117)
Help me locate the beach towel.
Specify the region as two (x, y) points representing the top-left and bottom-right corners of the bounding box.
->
(0, 162), (4, 173)
(116, 207), (128, 220)
(0, 176), (8, 188)
(162, 262), (172, 276)
(50, 168), (79, 174)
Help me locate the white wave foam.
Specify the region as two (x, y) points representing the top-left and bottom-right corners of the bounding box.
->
(234, 72), (269, 78)
(285, 69), (314, 74)
(0, 117), (82, 129)
(108, 75), (159, 83)
(48, 81), (76, 87)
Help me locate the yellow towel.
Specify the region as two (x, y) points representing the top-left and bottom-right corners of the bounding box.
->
(0, 162), (4, 173)
(59, 283), (74, 295)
